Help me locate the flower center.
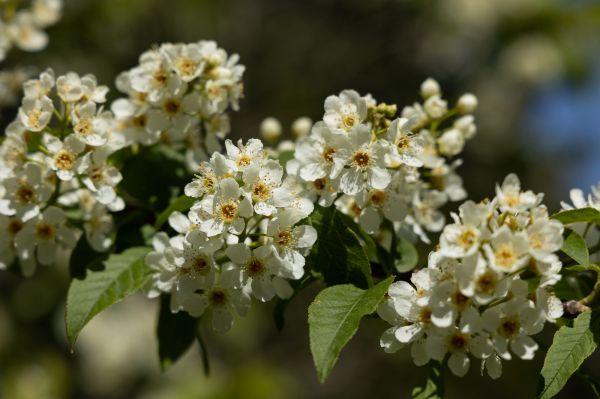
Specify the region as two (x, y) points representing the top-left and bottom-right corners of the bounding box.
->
(16, 183), (35, 204)
(418, 307), (432, 324)
(54, 150), (75, 170)
(35, 222), (55, 240)
(246, 257), (266, 278)
(132, 114), (147, 128)
(313, 178), (327, 191)
(494, 244), (517, 269)
(75, 118), (93, 137)
(341, 114), (357, 130)
(276, 230), (294, 247)
(322, 147), (336, 163)
(475, 272), (497, 295)
(457, 228), (477, 249)
(451, 291), (471, 309)
(208, 288), (228, 307)
(499, 316), (520, 338)
(164, 98), (181, 115)
(448, 331), (469, 352)
(251, 181), (271, 201)
(369, 189), (386, 207)
(192, 255), (210, 275)
(352, 151), (371, 168)
(236, 154), (252, 168)
(153, 69), (168, 86)
(7, 219), (23, 236)
(176, 58), (197, 77)
(218, 201), (238, 222)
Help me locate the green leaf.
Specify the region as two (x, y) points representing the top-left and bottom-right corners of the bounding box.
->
(538, 311), (600, 399)
(562, 229), (590, 266)
(65, 247), (151, 348)
(308, 276), (393, 383)
(306, 206), (373, 289)
(157, 295), (198, 370)
(395, 238), (419, 273)
(412, 362), (444, 399)
(154, 195), (196, 230)
(69, 235), (109, 279)
(552, 208), (600, 225)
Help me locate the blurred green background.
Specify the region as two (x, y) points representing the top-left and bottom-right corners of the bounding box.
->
(1, 0), (600, 398)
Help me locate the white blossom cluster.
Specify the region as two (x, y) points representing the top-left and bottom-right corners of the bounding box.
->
(0, 68), (124, 275)
(0, 0), (62, 61)
(111, 41), (244, 171)
(287, 78), (478, 243)
(145, 138), (317, 332)
(378, 174), (564, 378)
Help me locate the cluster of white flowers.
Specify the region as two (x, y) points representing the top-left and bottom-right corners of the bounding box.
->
(287, 78), (478, 243)
(378, 174), (564, 378)
(0, 0), (62, 61)
(145, 138), (317, 332)
(0, 69), (124, 275)
(111, 41), (244, 171)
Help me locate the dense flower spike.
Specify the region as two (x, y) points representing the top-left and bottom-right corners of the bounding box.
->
(0, 68), (121, 275)
(378, 174), (564, 378)
(112, 41), (244, 171)
(288, 79), (478, 243)
(145, 137), (317, 331)
(0, 0), (62, 61)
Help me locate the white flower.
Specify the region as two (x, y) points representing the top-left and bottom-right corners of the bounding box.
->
(31, 0), (63, 27)
(23, 69), (55, 98)
(482, 296), (544, 361)
(226, 243), (293, 302)
(267, 209), (317, 280)
(384, 118), (424, 168)
(242, 159), (286, 216)
(179, 265), (250, 332)
(43, 134), (86, 181)
(334, 125), (391, 195)
(18, 95), (53, 131)
(71, 102), (110, 146)
(495, 174), (543, 213)
(184, 153), (236, 198)
(8, 11), (48, 52)
(224, 138), (265, 172)
(0, 215), (23, 269)
(193, 177), (253, 237)
(291, 116), (312, 139)
(294, 122), (347, 182)
(79, 149), (123, 209)
(0, 162), (52, 221)
(56, 72), (86, 103)
(323, 89), (368, 134)
(162, 43), (205, 82)
(484, 226), (530, 274)
(355, 184), (407, 234)
(420, 78), (441, 99)
(14, 206), (77, 276)
(526, 218), (563, 262)
(259, 117), (282, 142)
(439, 201), (490, 258)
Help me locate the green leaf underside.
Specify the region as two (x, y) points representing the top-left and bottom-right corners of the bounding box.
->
(395, 238), (419, 273)
(538, 311), (599, 399)
(308, 276), (394, 383)
(412, 361), (444, 399)
(157, 295), (198, 370)
(562, 229), (590, 266)
(65, 247), (151, 348)
(552, 208), (600, 225)
(306, 206), (373, 289)
(154, 195), (196, 230)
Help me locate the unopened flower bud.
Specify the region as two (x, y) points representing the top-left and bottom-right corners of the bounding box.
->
(424, 95), (447, 119)
(457, 93), (478, 114)
(260, 117), (282, 143)
(420, 78), (441, 99)
(438, 129), (465, 156)
(291, 116), (312, 139)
